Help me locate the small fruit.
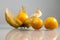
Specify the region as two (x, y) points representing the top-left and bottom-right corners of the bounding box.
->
(24, 18), (32, 28)
(17, 6), (28, 23)
(31, 17), (43, 30)
(44, 17), (58, 29)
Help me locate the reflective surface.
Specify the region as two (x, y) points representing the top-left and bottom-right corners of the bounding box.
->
(0, 28), (60, 40)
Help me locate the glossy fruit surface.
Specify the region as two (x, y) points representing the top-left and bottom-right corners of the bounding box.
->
(44, 17), (58, 29)
(17, 6), (28, 23)
(31, 17), (43, 30)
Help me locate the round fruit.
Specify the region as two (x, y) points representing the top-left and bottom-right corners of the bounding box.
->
(17, 6), (28, 23)
(44, 17), (58, 29)
(17, 12), (28, 23)
(31, 17), (43, 30)
(24, 18), (32, 28)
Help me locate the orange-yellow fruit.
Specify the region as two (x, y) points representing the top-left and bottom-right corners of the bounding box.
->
(24, 18), (32, 28)
(31, 17), (43, 30)
(17, 12), (28, 23)
(17, 6), (28, 23)
(44, 17), (58, 29)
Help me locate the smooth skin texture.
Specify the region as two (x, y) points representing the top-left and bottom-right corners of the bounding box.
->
(44, 17), (58, 30)
(31, 17), (43, 30)
(17, 6), (28, 23)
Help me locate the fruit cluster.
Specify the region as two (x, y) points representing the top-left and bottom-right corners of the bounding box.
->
(5, 6), (58, 30)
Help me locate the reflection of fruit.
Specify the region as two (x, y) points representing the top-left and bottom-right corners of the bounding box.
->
(6, 29), (21, 40)
(31, 30), (43, 40)
(6, 29), (29, 40)
(17, 6), (28, 23)
(31, 18), (43, 30)
(44, 30), (58, 40)
(44, 17), (58, 29)
(5, 8), (22, 28)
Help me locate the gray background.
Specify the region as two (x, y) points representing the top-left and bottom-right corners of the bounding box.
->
(0, 0), (60, 28)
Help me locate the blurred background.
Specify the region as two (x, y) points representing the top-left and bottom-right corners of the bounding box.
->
(0, 0), (60, 29)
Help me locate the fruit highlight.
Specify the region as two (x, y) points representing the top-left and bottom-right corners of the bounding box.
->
(5, 6), (58, 30)
(44, 17), (58, 30)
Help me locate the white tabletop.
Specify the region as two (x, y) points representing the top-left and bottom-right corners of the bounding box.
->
(0, 27), (60, 40)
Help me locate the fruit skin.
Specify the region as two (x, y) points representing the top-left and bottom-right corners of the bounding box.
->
(44, 17), (58, 30)
(23, 18), (32, 28)
(5, 8), (22, 28)
(17, 6), (28, 23)
(31, 17), (43, 30)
